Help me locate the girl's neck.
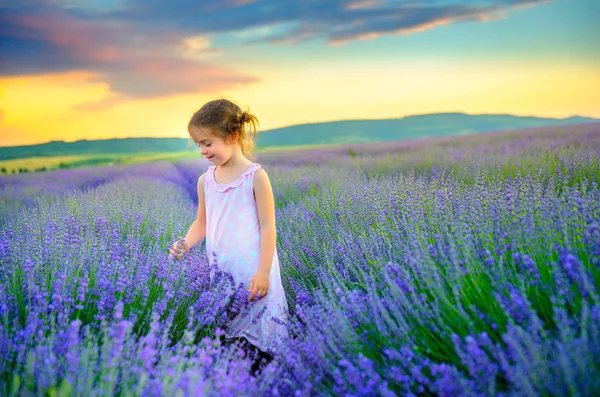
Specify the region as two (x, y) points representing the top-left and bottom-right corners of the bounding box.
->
(218, 152), (251, 170)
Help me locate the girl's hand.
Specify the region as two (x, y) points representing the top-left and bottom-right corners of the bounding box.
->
(248, 272), (269, 301)
(169, 238), (188, 260)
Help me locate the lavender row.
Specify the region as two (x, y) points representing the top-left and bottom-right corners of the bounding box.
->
(0, 160), (206, 223)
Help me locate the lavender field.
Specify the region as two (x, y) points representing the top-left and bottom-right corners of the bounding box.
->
(1, 123), (599, 396)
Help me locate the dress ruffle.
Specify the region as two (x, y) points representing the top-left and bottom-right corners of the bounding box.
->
(208, 163), (262, 193)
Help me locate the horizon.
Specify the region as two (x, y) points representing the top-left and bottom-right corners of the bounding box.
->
(1, 0), (598, 147)
(1, 111), (597, 149)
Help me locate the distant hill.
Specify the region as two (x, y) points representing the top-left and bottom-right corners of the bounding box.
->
(256, 113), (598, 146)
(0, 138), (190, 161)
(1, 112), (597, 160)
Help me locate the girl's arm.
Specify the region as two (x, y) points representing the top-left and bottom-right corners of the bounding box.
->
(183, 173), (208, 251)
(248, 168), (276, 300)
(253, 168), (276, 276)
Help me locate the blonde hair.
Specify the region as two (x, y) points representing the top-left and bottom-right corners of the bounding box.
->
(187, 98), (260, 160)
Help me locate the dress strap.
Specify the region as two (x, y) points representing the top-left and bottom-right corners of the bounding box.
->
(205, 165), (216, 183)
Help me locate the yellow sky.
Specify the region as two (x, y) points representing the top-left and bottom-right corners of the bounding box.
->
(1, 59), (599, 147)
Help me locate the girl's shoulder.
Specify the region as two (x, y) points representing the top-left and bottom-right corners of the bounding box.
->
(198, 171), (208, 184)
(197, 171), (209, 195)
(252, 166), (272, 191)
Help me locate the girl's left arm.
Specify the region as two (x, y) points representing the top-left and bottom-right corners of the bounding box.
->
(253, 168), (276, 277)
(248, 168), (276, 301)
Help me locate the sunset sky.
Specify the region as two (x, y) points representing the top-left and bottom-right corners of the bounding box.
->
(0, 0), (598, 147)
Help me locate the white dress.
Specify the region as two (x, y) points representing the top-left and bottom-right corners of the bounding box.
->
(204, 162), (289, 354)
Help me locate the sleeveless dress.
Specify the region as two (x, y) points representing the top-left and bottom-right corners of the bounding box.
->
(204, 162), (289, 354)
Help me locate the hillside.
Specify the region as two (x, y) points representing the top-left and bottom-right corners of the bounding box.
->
(1, 112), (596, 160)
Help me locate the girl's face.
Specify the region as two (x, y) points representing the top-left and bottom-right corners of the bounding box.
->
(189, 125), (238, 165)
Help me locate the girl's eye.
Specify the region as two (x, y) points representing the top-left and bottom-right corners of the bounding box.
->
(206, 143), (212, 147)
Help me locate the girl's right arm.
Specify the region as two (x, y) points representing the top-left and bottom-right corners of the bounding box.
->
(171, 173), (207, 257)
(184, 172), (208, 250)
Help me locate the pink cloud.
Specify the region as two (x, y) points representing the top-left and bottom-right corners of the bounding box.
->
(8, 12), (130, 63)
(4, 10), (258, 102)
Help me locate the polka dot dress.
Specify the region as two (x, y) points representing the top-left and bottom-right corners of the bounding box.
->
(204, 163), (289, 354)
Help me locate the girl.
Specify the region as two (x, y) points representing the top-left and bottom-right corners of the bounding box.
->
(169, 98), (289, 376)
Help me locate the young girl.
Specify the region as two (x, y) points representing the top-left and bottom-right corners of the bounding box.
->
(169, 98), (289, 376)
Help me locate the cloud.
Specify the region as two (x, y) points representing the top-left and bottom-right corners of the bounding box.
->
(0, 6), (257, 101)
(93, 56), (256, 98)
(345, 0), (385, 11)
(237, 0), (555, 45)
(328, 4), (502, 45)
(0, 0), (554, 99)
(101, 0), (554, 42)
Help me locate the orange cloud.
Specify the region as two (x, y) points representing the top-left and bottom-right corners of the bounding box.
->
(2, 10), (258, 101)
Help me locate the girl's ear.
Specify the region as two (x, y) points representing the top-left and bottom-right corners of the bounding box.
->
(227, 131), (240, 145)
